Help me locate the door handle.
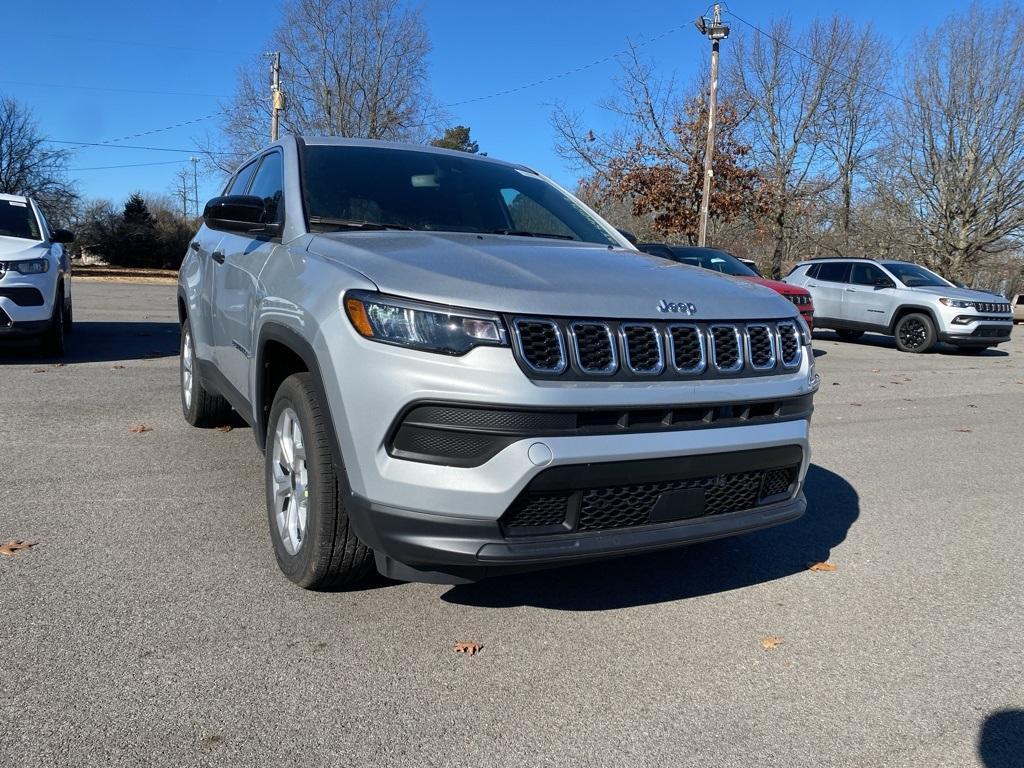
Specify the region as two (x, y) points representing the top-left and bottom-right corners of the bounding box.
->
(189, 241), (201, 252)
(845, 288), (857, 292)
(212, 250), (225, 264)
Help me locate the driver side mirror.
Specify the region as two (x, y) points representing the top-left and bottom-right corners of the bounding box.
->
(203, 195), (279, 235)
(51, 228), (75, 244)
(873, 278), (896, 290)
(616, 227), (638, 246)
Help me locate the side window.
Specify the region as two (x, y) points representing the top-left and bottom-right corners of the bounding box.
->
(226, 160), (259, 196)
(804, 264), (819, 279)
(850, 263), (885, 286)
(1016, 295), (1024, 306)
(248, 152), (284, 224)
(817, 262), (851, 283)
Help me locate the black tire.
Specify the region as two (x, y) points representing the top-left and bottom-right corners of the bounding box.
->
(63, 298), (74, 335)
(835, 329), (864, 341)
(179, 317), (231, 427)
(43, 290), (65, 357)
(265, 372), (373, 589)
(894, 312), (936, 353)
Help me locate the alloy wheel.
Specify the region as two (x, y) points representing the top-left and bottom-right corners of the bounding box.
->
(898, 318), (928, 350)
(182, 329), (194, 410)
(271, 407), (309, 556)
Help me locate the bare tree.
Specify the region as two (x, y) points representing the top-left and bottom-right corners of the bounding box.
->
(0, 96), (77, 223)
(885, 2), (1024, 281)
(819, 20), (890, 251)
(210, 0), (438, 171)
(727, 17), (846, 276)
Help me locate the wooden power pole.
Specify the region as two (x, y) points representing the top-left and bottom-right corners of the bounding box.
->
(269, 52), (285, 141)
(695, 5), (730, 247)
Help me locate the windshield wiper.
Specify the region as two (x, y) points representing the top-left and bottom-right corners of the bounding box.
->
(308, 216), (414, 232)
(490, 229), (576, 241)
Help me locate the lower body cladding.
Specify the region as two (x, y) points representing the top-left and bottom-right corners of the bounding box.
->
(347, 418), (811, 584)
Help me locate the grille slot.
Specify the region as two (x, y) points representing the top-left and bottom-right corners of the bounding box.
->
(760, 467), (796, 500)
(746, 325), (776, 370)
(502, 493), (571, 531)
(709, 325), (743, 372)
(569, 322), (617, 374)
(512, 319), (566, 374)
(777, 322), (801, 367)
(621, 324), (664, 374)
(668, 324), (706, 374)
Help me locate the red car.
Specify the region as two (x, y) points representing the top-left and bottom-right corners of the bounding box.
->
(638, 244), (815, 330)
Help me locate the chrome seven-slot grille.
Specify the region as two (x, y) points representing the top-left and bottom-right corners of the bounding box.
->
(971, 301), (1011, 313)
(510, 317), (803, 380)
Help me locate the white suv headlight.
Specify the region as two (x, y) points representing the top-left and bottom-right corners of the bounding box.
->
(344, 291), (508, 355)
(11, 259), (49, 275)
(939, 298), (972, 308)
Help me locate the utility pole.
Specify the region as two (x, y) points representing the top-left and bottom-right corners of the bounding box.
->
(190, 157), (200, 217)
(695, 5), (729, 248)
(269, 52), (285, 141)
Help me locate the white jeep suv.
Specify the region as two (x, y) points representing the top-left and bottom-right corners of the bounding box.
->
(0, 194), (75, 355)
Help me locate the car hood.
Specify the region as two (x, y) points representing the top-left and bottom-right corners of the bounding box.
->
(308, 232), (797, 320)
(902, 285), (1006, 302)
(741, 275), (809, 296)
(0, 237), (47, 261)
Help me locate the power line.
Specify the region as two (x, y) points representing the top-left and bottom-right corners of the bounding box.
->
(47, 139), (235, 155)
(70, 159), (190, 171)
(725, 8), (929, 116)
(0, 79), (225, 99)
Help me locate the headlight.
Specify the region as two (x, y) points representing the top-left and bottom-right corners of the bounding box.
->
(795, 314), (812, 346)
(344, 291), (508, 355)
(939, 298), (972, 309)
(11, 259), (49, 274)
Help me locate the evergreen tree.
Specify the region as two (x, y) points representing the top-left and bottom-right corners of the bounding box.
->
(430, 126), (479, 154)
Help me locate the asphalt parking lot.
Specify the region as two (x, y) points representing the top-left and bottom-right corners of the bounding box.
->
(2, 282), (1023, 768)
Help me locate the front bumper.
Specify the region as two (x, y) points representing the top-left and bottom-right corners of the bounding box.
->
(936, 307), (1013, 346)
(0, 270), (56, 331)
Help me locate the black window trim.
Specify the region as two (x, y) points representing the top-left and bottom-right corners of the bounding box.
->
(246, 148), (286, 239)
(816, 261), (852, 284)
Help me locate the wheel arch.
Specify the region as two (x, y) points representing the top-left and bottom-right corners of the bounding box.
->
(888, 304), (940, 334)
(255, 324), (342, 465)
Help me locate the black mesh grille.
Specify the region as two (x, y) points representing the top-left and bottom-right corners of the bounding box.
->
(502, 494), (570, 529)
(669, 326), (704, 372)
(576, 471), (766, 532)
(572, 323), (615, 372)
(623, 325), (661, 372)
(393, 427), (498, 459)
(779, 324), (800, 365)
(971, 326), (1011, 338)
(711, 326), (740, 370)
(514, 320), (564, 372)
(760, 468), (795, 499)
(748, 326), (774, 368)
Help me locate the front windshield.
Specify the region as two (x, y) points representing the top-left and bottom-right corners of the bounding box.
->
(881, 262), (951, 288)
(300, 145), (617, 245)
(0, 199), (41, 241)
(672, 248), (758, 277)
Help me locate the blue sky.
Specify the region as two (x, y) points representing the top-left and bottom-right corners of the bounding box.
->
(3, 0), (973, 209)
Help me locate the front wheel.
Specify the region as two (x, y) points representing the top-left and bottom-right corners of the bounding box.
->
(265, 373), (374, 589)
(894, 313), (936, 353)
(43, 292), (65, 357)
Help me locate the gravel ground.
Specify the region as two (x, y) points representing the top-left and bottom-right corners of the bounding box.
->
(2, 283), (1022, 768)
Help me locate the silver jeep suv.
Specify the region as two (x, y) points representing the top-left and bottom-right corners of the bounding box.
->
(786, 258), (1013, 353)
(177, 137), (819, 587)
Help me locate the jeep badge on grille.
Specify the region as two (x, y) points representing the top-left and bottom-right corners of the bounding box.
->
(657, 299), (697, 315)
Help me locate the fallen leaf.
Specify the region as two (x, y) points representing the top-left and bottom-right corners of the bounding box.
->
(831, 382), (840, 386)
(32, 368), (46, 374)
(807, 561), (837, 572)
(968, 404), (977, 408)
(849, 402), (863, 407)
(52, 363), (66, 368)
(454, 642), (482, 656)
(760, 635), (784, 651)
(954, 428), (972, 433)
(129, 424), (153, 433)
(111, 364), (126, 370)
(871, 369), (881, 373)
(0, 539), (36, 557)
(216, 425), (233, 433)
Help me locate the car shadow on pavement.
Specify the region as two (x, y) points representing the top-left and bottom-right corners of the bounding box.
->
(0, 321), (179, 365)
(978, 710), (1024, 768)
(812, 330), (1010, 357)
(441, 463), (858, 611)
